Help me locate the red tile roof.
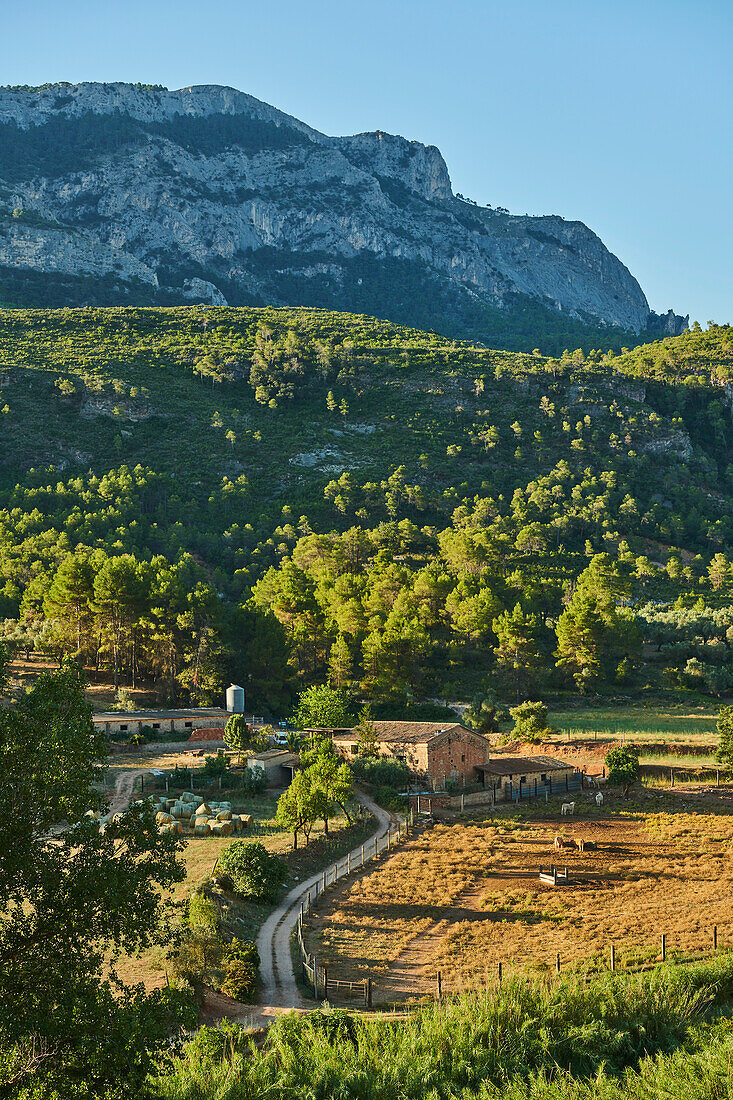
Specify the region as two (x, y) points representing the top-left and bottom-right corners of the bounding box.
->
(188, 727), (226, 742)
(332, 721), (475, 745)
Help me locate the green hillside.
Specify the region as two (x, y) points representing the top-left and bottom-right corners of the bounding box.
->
(2, 305), (733, 709)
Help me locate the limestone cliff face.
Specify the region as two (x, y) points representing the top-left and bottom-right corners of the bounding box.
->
(0, 82), (680, 333)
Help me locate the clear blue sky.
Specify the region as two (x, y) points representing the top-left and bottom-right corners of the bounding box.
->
(2, 0), (730, 323)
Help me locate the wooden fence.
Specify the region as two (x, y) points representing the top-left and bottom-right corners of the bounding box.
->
(296, 817), (415, 1005)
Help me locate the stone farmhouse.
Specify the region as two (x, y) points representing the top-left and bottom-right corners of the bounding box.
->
(330, 721), (491, 786)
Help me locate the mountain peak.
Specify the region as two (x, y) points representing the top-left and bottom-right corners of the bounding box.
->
(0, 81), (685, 344)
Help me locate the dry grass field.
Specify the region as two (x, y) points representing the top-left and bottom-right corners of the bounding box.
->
(304, 788), (733, 1001)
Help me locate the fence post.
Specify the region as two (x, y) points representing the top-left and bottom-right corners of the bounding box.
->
(323, 967), (328, 1000)
(661, 933), (666, 962)
(361, 843), (365, 866)
(165, 776), (169, 792)
(367, 977), (373, 1008)
(347, 851), (351, 874)
(313, 956), (319, 1000)
(322, 870), (326, 893)
(498, 961), (502, 983)
(714, 925), (718, 951)
(670, 767), (674, 787)
(460, 793), (465, 812)
(610, 944), (615, 972)
(417, 793), (421, 814)
(556, 953), (561, 975)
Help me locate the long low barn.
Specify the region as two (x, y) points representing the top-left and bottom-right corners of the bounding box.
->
(92, 708), (229, 736)
(476, 755), (575, 792)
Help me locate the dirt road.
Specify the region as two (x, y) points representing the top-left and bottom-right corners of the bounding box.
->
(256, 791), (393, 1007)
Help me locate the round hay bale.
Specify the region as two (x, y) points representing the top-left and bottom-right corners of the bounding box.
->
(174, 820), (183, 835)
(216, 810), (232, 822)
(192, 816), (210, 828)
(181, 792), (199, 803)
(156, 812), (172, 825)
(196, 802), (212, 816)
(193, 823), (210, 836)
(239, 813), (253, 828)
(218, 820), (234, 837)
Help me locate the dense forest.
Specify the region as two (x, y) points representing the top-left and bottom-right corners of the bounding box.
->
(1, 305), (733, 711)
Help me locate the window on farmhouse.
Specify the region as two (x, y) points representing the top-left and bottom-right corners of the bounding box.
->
(120, 724), (128, 731)
(185, 722), (192, 728)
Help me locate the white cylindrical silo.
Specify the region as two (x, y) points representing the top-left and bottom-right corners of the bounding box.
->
(226, 684), (245, 713)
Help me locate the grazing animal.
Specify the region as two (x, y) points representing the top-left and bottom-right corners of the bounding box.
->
(561, 802), (575, 816)
(575, 838), (585, 852)
(554, 835), (568, 851)
(596, 791), (604, 807)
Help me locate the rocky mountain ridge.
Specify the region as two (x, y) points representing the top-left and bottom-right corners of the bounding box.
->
(0, 82), (686, 345)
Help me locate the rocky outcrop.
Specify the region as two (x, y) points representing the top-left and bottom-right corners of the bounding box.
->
(0, 81), (677, 333)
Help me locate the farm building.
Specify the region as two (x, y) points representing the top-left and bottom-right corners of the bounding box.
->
(247, 749), (301, 787)
(330, 721), (490, 786)
(92, 708), (229, 737)
(476, 755), (575, 795)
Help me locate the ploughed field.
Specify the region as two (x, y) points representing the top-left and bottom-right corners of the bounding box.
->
(303, 789), (733, 1002)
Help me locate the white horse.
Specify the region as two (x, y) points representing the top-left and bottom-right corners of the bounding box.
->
(595, 791), (604, 807)
(561, 802), (575, 816)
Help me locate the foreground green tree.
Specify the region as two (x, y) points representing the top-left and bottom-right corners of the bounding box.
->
(0, 654), (194, 1098)
(605, 744), (640, 796)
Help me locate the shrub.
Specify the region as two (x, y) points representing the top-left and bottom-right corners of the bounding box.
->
(238, 766), (268, 795)
(372, 785), (404, 811)
(219, 939), (260, 1002)
(352, 756), (411, 789)
(202, 750), (229, 779)
(216, 841), (288, 902)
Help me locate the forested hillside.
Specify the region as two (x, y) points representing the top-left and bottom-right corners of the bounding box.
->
(2, 305), (733, 710)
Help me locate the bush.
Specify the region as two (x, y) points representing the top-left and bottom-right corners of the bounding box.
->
(202, 750), (229, 779)
(238, 766), (268, 795)
(372, 785), (404, 811)
(352, 756), (411, 789)
(219, 939), (260, 1002)
(216, 841), (288, 902)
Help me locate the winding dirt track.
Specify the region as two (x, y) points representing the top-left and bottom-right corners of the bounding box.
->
(256, 792), (392, 1007)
